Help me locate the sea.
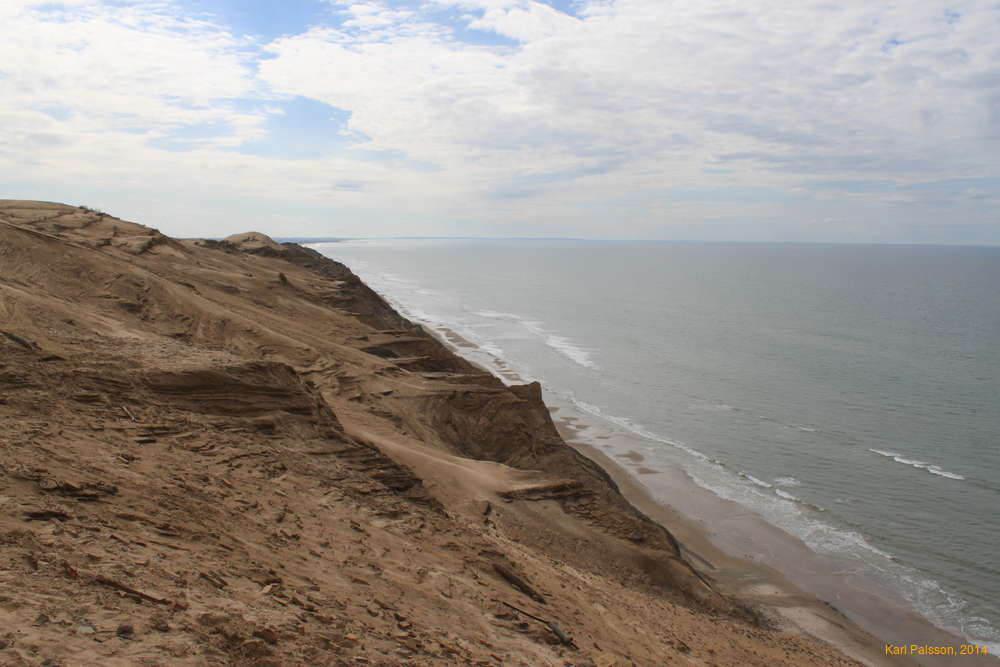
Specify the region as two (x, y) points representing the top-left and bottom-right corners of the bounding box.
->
(312, 239), (1000, 655)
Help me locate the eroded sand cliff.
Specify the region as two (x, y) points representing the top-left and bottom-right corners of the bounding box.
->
(0, 201), (867, 666)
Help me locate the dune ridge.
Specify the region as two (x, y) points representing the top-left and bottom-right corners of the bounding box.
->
(0, 200), (875, 666)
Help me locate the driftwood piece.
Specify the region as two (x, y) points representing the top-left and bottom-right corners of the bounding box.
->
(199, 571), (228, 590)
(1, 331), (39, 350)
(38, 478), (118, 499)
(495, 600), (576, 648)
(492, 563), (545, 604)
(94, 575), (187, 609)
(23, 509), (71, 521)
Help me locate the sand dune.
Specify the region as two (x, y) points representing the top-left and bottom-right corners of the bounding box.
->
(0, 201), (882, 665)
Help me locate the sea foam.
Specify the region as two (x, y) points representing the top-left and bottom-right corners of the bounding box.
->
(570, 397), (720, 465)
(474, 310), (597, 369)
(868, 449), (966, 481)
(740, 472), (773, 488)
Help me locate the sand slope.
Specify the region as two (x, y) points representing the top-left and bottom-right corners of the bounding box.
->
(0, 201), (867, 665)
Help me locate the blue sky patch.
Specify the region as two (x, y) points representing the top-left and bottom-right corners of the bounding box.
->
(237, 96), (354, 159)
(445, 8), (523, 48)
(178, 0), (333, 40)
(881, 37), (905, 53)
(33, 103), (73, 121)
(537, 0), (583, 17)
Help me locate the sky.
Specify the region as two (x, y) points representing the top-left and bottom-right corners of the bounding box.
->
(1, 0), (999, 243)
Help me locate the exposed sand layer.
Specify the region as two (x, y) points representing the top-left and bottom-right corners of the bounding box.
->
(0, 200), (906, 665)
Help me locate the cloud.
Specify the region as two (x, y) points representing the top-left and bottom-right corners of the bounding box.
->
(464, 1), (580, 42)
(1, 0), (998, 241)
(0, 2), (266, 165)
(0, 3), (406, 204)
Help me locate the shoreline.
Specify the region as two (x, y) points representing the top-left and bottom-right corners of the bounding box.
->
(544, 394), (1000, 667)
(557, 422), (1000, 667)
(555, 422), (904, 666)
(399, 310), (999, 667)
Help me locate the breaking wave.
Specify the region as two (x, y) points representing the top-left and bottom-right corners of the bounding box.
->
(868, 449), (966, 481)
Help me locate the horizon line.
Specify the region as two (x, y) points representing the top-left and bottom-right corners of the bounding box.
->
(275, 236), (1000, 248)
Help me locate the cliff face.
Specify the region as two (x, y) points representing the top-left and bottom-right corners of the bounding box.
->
(0, 201), (862, 666)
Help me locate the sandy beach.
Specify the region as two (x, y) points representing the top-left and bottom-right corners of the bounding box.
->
(559, 424), (999, 667)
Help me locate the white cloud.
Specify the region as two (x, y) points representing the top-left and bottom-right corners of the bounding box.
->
(0, 1), (417, 232)
(466, 2), (580, 41)
(251, 0), (998, 240)
(0, 1), (265, 155)
(1, 0), (998, 241)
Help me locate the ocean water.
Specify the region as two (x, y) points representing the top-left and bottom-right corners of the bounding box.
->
(313, 239), (1000, 653)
